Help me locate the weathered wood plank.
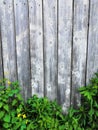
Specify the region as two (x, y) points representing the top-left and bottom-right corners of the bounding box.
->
(0, 0), (17, 81)
(0, 26), (3, 79)
(14, 0), (31, 100)
(58, 0), (73, 113)
(87, 0), (98, 83)
(43, 0), (57, 100)
(71, 0), (89, 107)
(28, 0), (44, 97)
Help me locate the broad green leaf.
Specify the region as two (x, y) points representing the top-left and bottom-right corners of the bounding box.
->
(3, 114), (11, 122)
(3, 104), (9, 112)
(0, 111), (5, 119)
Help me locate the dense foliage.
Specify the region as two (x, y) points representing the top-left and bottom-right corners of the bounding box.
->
(65, 73), (98, 130)
(0, 79), (26, 130)
(25, 95), (66, 130)
(0, 73), (98, 130)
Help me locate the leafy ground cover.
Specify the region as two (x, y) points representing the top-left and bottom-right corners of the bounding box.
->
(0, 73), (98, 130)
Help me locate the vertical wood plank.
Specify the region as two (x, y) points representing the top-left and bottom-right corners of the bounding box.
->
(28, 0), (44, 97)
(71, 0), (89, 107)
(14, 0), (31, 100)
(43, 0), (57, 100)
(87, 0), (98, 83)
(0, 0), (17, 81)
(58, 0), (73, 113)
(0, 26), (3, 79)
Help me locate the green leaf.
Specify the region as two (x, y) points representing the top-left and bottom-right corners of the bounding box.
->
(12, 117), (17, 123)
(11, 111), (16, 117)
(3, 122), (10, 128)
(3, 104), (9, 112)
(59, 125), (66, 130)
(89, 109), (94, 116)
(0, 111), (5, 119)
(95, 111), (98, 116)
(27, 123), (36, 130)
(12, 99), (17, 106)
(2, 98), (7, 103)
(13, 122), (22, 129)
(0, 86), (5, 90)
(20, 124), (26, 130)
(3, 114), (11, 122)
(8, 93), (14, 97)
(0, 102), (3, 108)
(17, 94), (22, 100)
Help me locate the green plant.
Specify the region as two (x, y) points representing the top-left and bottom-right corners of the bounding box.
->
(78, 73), (98, 129)
(25, 95), (66, 130)
(64, 107), (84, 130)
(0, 79), (66, 130)
(1, 72), (98, 130)
(0, 79), (26, 130)
(65, 72), (98, 130)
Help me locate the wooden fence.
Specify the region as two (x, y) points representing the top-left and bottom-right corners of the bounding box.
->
(0, 0), (98, 112)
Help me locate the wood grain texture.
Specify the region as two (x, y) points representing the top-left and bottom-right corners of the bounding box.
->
(0, 0), (97, 111)
(14, 0), (31, 100)
(58, 0), (73, 113)
(0, 0), (17, 81)
(43, 0), (57, 100)
(71, 0), (89, 107)
(87, 0), (98, 83)
(28, 0), (44, 97)
(0, 26), (3, 79)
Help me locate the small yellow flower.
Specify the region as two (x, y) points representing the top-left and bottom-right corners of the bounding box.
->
(26, 120), (28, 124)
(23, 114), (26, 119)
(8, 80), (11, 85)
(17, 113), (21, 118)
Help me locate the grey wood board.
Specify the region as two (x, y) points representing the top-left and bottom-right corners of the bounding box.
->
(28, 0), (44, 97)
(0, 0), (17, 81)
(14, 0), (31, 100)
(58, 0), (73, 113)
(71, 0), (89, 107)
(0, 25), (3, 79)
(87, 0), (98, 83)
(43, 0), (57, 100)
